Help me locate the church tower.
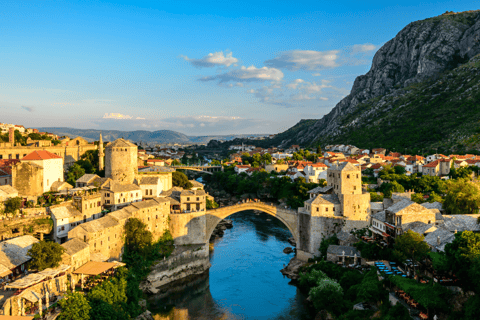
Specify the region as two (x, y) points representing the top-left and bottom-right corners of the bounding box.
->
(99, 133), (104, 172)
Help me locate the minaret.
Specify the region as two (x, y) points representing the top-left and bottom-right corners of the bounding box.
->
(99, 133), (104, 171)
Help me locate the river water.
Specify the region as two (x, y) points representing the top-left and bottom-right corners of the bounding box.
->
(149, 210), (315, 320)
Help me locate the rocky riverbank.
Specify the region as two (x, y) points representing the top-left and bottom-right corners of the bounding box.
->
(210, 219), (233, 240)
(140, 244), (210, 294)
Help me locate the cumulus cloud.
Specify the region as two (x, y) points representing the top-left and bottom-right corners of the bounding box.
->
(264, 50), (340, 71)
(21, 105), (35, 112)
(199, 65), (283, 83)
(350, 43), (377, 54)
(103, 113), (133, 120)
(286, 79), (305, 90)
(181, 51), (239, 68)
(304, 80), (332, 93)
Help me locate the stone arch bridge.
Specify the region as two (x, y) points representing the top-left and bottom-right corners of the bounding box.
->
(171, 165), (222, 175)
(170, 201), (316, 261)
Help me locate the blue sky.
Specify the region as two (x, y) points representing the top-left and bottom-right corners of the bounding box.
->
(0, 0), (477, 135)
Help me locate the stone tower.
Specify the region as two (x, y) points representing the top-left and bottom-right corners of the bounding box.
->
(98, 133), (104, 172)
(105, 138), (138, 185)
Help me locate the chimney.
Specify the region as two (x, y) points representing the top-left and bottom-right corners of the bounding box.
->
(8, 127), (14, 144)
(437, 236), (440, 245)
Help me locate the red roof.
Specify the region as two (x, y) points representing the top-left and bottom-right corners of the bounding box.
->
(22, 150), (62, 160)
(423, 160), (439, 168)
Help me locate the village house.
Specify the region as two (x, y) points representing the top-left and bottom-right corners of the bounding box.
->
(101, 181), (142, 211)
(135, 176), (164, 199)
(0, 235), (39, 282)
(234, 164), (251, 174)
(422, 158), (452, 177)
(265, 163), (289, 173)
(304, 163), (329, 183)
(76, 174), (100, 188)
(61, 238), (90, 271)
(0, 185), (18, 203)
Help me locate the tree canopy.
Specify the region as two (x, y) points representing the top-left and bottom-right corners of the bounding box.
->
(27, 241), (66, 271)
(57, 292), (91, 320)
(66, 163), (86, 187)
(124, 218), (153, 251)
(3, 197), (22, 214)
(443, 179), (480, 215)
(172, 171), (193, 189)
(394, 230), (430, 276)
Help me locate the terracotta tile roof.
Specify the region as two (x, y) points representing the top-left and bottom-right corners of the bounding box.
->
(423, 160), (439, 168)
(22, 150), (62, 160)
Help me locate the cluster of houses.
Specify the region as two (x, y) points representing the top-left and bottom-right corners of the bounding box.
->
(0, 138), (208, 316)
(226, 143), (480, 182)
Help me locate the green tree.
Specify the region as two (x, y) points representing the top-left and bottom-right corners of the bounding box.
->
(443, 179), (480, 215)
(171, 159), (181, 166)
(316, 145), (322, 154)
(411, 193), (425, 204)
(262, 153), (272, 165)
(172, 171), (192, 189)
(206, 198), (219, 209)
(58, 292), (91, 320)
(394, 165), (406, 175)
(4, 197), (22, 215)
(66, 163), (85, 186)
(89, 299), (124, 320)
(124, 218), (153, 251)
(27, 241), (66, 271)
(292, 152), (303, 160)
(88, 277), (127, 305)
(394, 230), (430, 277)
(211, 159), (221, 165)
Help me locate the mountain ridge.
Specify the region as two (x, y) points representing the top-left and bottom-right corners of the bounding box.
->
(35, 127), (268, 145)
(271, 10), (480, 152)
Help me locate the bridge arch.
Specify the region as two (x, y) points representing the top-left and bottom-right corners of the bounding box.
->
(205, 202), (299, 246)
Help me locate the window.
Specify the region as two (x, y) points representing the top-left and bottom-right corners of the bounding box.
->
(316, 208), (319, 212)
(90, 203), (92, 209)
(353, 186), (356, 190)
(123, 198), (125, 203)
(333, 207), (335, 211)
(347, 174), (350, 178)
(16, 154), (19, 159)
(356, 174), (359, 178)
(136, 192), (139, 197)
(187, 197), (190, 201)
(326, 207), (329, 212)
(47, 179), (49, 186)
(196, 197), (199, 201)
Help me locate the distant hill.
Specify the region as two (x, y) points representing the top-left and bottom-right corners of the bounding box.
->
(35, 127), (268, 145)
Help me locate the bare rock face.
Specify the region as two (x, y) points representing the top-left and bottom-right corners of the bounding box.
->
(280, 258), (306, 280)
(280, 11), (480, 146)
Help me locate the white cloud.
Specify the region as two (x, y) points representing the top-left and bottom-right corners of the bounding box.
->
(350, 43), (377, 54)
(181, 51), (239, 68)
(103, 113), (133, 120)
(136, 117), (146, 120)
(199, 65), (284, 83)
(286, 79), (305, 90)
(304, 81), (332, 93)
(312, 73), (321, 76)
(291, 94), (316, 101)
(264, 50), (340, 71)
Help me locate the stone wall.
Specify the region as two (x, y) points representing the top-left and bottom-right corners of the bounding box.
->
(12, 162), (43, 197)
(170, 212), (206, 245)
(0, 144), (96, 163)
(0, 215), (52, 241)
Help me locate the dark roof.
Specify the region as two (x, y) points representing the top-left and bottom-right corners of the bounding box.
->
(327, 245), (361, 257)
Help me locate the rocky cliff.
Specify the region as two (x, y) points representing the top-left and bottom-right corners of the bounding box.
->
(275, 10), (480, 150)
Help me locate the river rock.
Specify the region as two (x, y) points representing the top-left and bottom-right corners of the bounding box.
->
(283, 247), (294, 254)
(287, 237), (296, 247)
(280, 258), (306, 280)
(314, 310), (334, 320)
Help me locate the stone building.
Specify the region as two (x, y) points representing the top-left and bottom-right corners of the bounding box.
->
(297, 162), (371, 258)
(12, 162), (44, 197)
(61, 238), (90, 270)
(136, 176), (164, 199)
(0, 235), (39, 282)
(20, 150), (64, 193)
(76, 174), (100, 188)
(101, 181), (142, 211)
(68, 197), (171, 261)
(105, 138), (138, 185)
(50, 193), (102, 243)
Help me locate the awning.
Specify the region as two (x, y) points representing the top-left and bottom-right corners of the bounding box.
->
(5, 273), (47, 289)
(20, 290), (41, 303)
(38, 264), (71, 278)
(382, 232), (390, 237)
(73, 261), (117, 275)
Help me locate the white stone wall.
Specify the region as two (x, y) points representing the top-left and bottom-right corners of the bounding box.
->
(25, 158), (64, 193)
